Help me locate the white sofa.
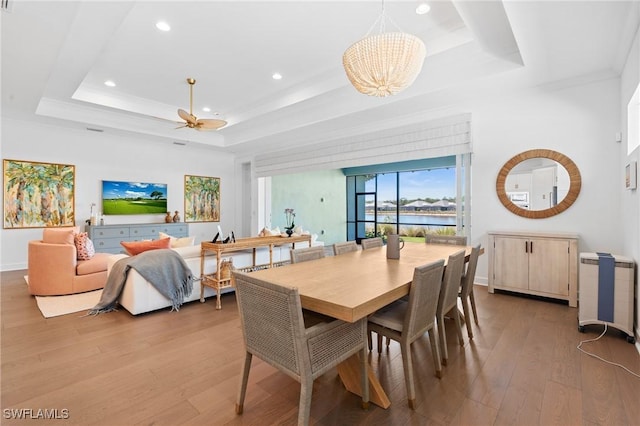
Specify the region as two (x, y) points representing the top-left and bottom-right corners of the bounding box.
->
(107, 244), (291, 315)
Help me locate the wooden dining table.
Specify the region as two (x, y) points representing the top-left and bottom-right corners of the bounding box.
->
(246, 242), (479, 409)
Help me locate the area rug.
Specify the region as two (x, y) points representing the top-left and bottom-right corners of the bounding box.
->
(24, 276), (102, 318)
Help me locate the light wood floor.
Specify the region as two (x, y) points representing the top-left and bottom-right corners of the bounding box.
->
(2, 269), (639, 425)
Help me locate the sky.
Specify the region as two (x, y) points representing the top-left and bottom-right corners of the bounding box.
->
(376, 168), (456, 201)
(102, 181), (167, 200)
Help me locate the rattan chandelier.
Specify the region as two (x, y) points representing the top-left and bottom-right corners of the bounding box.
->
(343, 2), (426, 97)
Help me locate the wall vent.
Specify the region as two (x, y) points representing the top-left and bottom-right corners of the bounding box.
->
(173, 141), (187, 146)
(86, 127), (104, 133)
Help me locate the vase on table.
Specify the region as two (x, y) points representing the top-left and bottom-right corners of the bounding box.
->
(284, 208), (295, 238)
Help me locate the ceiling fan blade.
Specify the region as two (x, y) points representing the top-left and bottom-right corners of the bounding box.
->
(176, 79), (225, 131)
(196, 118), (228, 130)
(178, 108), (196, 124)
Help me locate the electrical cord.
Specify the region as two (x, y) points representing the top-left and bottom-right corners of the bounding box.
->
(577, 324), (640, 379)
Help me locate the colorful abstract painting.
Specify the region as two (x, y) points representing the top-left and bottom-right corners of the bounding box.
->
(184, 175), (220, 223)
(3, 159), (75, 228)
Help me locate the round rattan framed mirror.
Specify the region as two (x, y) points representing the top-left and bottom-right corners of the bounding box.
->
(496, 149), (581, 219)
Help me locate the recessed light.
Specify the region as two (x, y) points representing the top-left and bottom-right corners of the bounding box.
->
(104, 80), (116, 87)
(156, 21), (171, 32)
(416, 3), (431, 15)
(202, 107), (211, 112)
(272, 73), (282, 80)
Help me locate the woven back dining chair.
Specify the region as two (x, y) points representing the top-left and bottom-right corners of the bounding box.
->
(425, 234), (468, 246)
(459, 244), (481, 339)
(360, 237), (383, 250)
(333, 240), (359, 256)
(436, 249), (466, 366)
(367, 260), (445, 409)
(290, 245), (325, 263)
(234, 271), (369, 425)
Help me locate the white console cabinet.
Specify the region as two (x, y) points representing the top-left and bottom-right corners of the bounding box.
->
(488, 231), (579, 307)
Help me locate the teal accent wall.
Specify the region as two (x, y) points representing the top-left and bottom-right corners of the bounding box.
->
(271, 169), (346, 245)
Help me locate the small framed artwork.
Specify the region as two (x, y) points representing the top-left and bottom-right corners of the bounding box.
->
(184, 175), (220, 222)
(3, 159), (76, 228)
(625, 161), (637, 190)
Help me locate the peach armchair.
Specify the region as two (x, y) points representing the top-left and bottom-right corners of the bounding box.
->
(27, 227), (111, 296)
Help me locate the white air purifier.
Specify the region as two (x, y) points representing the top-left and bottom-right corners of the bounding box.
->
(578, 252), (635, 343)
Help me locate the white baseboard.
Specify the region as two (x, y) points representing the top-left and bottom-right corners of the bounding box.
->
(474, 276), (488, 286)
(1, 262), (27, 272)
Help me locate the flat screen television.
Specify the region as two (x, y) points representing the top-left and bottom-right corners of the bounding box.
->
(102, 180), (167, 215)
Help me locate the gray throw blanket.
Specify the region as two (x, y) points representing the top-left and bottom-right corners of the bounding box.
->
(88, 249), (193, 315)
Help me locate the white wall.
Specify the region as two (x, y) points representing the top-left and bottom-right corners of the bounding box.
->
(254, 76), (623, 287)
(469, 77), (623, 283)
(619, 28), (639, 342)
(1, 119), (236, 271)
(257, 76), (623, 289)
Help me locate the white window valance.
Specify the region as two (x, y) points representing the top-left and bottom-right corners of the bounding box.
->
(254, 113), (472, 177)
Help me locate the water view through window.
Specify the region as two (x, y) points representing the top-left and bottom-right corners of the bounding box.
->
(347, 167), (458, 242)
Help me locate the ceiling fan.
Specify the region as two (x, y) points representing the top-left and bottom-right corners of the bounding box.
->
(177, 78), (227, 131)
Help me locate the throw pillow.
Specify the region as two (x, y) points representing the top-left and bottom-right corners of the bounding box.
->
(43, 227), (78, 245)
(120, 237), (171, 256)
(158, 231), (195, 248)
(74, 232), (95, 260)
